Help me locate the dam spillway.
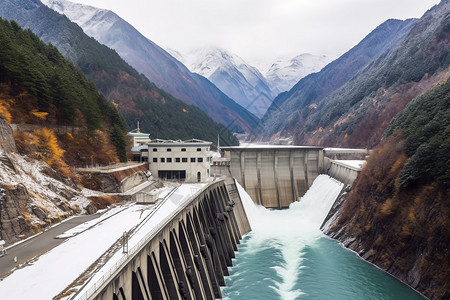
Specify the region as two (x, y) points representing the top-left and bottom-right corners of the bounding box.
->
(218, 146), (324, 208)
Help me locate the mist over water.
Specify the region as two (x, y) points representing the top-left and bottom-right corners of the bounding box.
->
(222, 175), (425, 300)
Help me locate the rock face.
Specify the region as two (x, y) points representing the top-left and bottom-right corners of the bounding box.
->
(0, 120), (92, 245)
(0, 185), (33, 244)
(0, 117), (16, 154)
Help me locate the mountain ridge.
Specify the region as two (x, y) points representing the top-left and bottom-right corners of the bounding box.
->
(172, 46), (331, 118)
(265, 53), (330, 95)
(259, 17), (418, 142)
(172, 46), (274, 118)
(0, 0), (239, 145)
(42, 0), (257, 131)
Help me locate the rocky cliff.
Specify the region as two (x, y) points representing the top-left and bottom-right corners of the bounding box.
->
(0, 117), (16, 154)
(0, 118), (92, 245)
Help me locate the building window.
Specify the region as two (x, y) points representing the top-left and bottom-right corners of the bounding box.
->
(167, 148), (172, 152)
(167, 158), (172, 163)
(198, 157), (203, 163)
(153, 148), (157, 152)
(175, 158), (181, 163)
(197, 148), (201, 152)
(181, 148), (186, 152)
(182, 158), (187, 163)
(161, 158), (165, 163)
(191, 157), (196, 163)
(153, 158), (157, 163)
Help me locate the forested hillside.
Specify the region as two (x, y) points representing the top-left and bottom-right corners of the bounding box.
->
(325, 78), (450, 299)
(0, 18), (131, 245)
(259, 18), (415, 141)
(260, 1), (449, 150)
(0, 0), (239, 145)
(41, 0), (258, 131)
(0, 18), (127, 165)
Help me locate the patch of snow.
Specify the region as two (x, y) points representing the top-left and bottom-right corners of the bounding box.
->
(75, 183), (206, 299)
(0, 202), (154, 299)
(0, 153), (86, 220)
(41, 0), (117, 37)
(55, 204), (132, 238)
(265, 53), (331, 94)
(0, 181), (207, 299)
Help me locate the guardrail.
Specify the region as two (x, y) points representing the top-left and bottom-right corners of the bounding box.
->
(72, 179), (224, 300)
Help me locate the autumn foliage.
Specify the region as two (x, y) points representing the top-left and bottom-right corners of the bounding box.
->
(0, 19), (129, 164)
(331, 134), (449, 298)
(14, 129), (70, 176)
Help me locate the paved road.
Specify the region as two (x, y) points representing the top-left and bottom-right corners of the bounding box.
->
(0, 213), (101, 279)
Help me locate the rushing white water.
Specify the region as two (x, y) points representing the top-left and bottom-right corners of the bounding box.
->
(236, 175), (343, 298)
(224, 175), (425, 300)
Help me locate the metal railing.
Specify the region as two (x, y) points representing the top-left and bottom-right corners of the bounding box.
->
(72, 179), (224, 300)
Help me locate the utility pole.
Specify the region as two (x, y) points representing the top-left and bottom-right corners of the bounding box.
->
(122, 232), (129, 254)
(0, 187), (6, 255)
(0, 188), (5, 235)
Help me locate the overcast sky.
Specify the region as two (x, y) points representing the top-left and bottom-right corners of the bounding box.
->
(69, 0), (440, 64)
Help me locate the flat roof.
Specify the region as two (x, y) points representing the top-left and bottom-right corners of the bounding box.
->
(221, 145), (323, 151)
(149, 138), (212, 146)
(127, 132), (150, 137)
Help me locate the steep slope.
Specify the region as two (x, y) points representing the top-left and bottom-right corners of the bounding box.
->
(0, 0), (239, 144)
(325, 77), (450, 299)
(0, 118), (92, 246)
(175, 46), (274, 118)
(0, 19), (125, 245)
(296, 1), (450, 148)
(0, 18), (127, 164)
(265, 53), (330, 95)
(259, 18), (417, 141)
(42, 0), (257, 131)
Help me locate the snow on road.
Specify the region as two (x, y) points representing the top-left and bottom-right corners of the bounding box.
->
(0, 204), (152, 299)
(74, 183), (206, 299)
(0, 183), (206, 300)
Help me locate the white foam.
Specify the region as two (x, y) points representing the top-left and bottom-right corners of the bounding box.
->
(236, 175), (343, 298)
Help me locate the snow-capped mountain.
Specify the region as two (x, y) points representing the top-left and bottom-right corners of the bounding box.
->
(42, 0), (329, 121)
(174, 47), (275, 118)
(265, 54), (331, 94)
(42, 0), (257, 131)
(41, 0), (115, 36)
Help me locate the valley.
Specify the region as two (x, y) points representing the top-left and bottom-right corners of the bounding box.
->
(0, 0), (448, 299)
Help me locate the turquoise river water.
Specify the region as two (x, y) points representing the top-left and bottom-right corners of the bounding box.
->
(221, 175), (425, 300)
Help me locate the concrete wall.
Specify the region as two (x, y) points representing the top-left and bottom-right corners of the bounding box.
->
(78, 164), (149, 193)
(82, 179), (250, 300)
(222, 146), (324, 208)
(324, 157), (361, 185)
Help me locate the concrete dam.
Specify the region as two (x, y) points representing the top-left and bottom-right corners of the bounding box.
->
(213, 146), (365, 208)
(75, 178), (250, 300)
(71, 146), (365, 299)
